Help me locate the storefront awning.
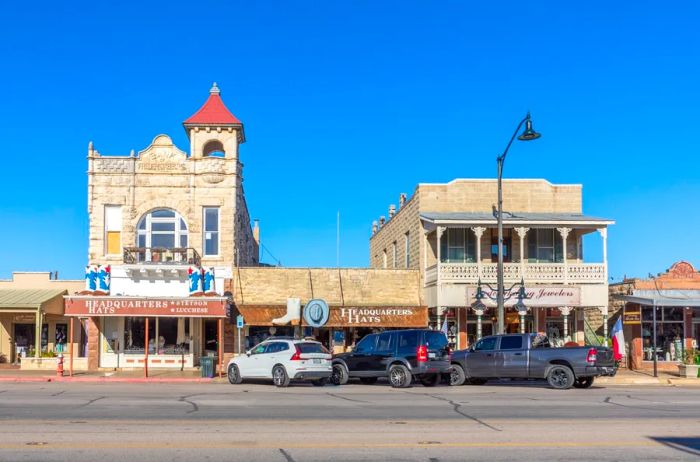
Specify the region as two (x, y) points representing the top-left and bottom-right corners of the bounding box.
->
(64, 296), (229, 317)
(235, 304), (428, 328)
(0, 289), (67, 314)
(620, 294), (700, 307)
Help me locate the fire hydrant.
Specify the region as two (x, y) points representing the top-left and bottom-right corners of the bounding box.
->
(56, 354), (64, 377)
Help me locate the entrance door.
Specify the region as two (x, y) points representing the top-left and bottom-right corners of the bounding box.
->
(13, 324), (34, 361)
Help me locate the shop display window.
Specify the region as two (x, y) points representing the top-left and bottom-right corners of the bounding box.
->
(55, 323), (68, 353)
(124, 317), (155, 354)
(641, 306), (685, 361)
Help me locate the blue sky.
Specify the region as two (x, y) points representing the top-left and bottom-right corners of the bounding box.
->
(0, 1), (698, 281)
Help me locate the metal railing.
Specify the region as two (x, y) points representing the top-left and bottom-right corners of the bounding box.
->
(123, 247), (201, 266)
(433, 262), (606, 284)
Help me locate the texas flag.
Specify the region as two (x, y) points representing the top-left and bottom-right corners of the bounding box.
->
(611, 317), (625, 361)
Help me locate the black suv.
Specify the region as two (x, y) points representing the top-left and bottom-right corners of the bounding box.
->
(330, 329), (452, 388)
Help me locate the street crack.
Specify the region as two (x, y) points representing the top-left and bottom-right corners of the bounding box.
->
(78, 396), (105, 408)
(279, 448), (296, 462)
(603, 396), (679, 413)
(179, 395), (200, 414)
(423, 393), (501, 432)
(325, 392), (370, 404)
(51, 390), (66, 397)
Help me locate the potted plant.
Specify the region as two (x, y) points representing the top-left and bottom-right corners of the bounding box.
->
(678, 349), (700, 378)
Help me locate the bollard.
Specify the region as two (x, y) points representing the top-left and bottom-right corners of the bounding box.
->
(56, 354), (64, 377)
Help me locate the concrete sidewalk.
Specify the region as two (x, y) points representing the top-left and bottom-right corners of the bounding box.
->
(0, 368), (228, 383)
(596, 368), (700, 386)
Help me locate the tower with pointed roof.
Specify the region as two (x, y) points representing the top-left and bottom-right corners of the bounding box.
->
(183, 82), (245, 160)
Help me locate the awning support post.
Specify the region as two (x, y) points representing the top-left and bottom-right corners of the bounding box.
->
(218, 318), (223, 378)
(69, 317), (74, 377)
(144, 317), (149, 378)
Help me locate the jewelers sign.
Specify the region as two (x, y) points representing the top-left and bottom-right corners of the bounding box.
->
(466, 286), (581, 307)
(64, 296), (227, 317)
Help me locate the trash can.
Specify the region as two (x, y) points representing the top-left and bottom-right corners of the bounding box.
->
(200, 356), (215, 378)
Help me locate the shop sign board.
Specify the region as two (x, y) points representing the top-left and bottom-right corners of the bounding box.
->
(236, 305), (428, 328)
(623, 309), (641, 325)
(303, 299), (330, 328)
(236, 315), (245, 329)
(64, 296), (227, 317)
(466, 286), (581, 307)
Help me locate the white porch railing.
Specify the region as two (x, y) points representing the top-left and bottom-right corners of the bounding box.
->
(425, 262), (606, 285)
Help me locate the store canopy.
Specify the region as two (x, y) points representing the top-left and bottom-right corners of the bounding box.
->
(0, 289), (67, 313)
(620, 290), (700, 307)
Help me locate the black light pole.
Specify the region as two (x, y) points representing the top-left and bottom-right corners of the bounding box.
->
(496, 113), (540, 334)
(652, 300), (657, 378)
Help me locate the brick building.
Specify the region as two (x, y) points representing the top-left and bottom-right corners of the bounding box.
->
(611, 261), (700, 372)
(369, 179), (614, 349)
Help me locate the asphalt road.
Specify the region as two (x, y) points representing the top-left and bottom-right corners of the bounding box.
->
(0, 379), (699, 461)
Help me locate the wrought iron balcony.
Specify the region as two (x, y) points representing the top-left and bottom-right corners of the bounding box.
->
(123, 247), (201, 266)
(424, 262), (606, 286)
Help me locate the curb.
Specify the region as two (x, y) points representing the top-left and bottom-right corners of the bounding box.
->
(0, 376), (223, 383)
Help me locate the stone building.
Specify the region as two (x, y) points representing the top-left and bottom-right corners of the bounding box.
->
(64, 84), (259, 373)
(369, 179), (614, 350)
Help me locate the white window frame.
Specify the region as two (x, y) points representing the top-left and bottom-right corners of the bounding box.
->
(104, 205), (122, 256)
(392, 241), (397, 269)
(404, 232), (410, 268)
(203, 207), (220, 257)
(136, 209), (188, 249)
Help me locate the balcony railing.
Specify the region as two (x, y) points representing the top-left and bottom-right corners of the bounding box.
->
(123, 247), (201, 266)
(425, 262), (606, 285)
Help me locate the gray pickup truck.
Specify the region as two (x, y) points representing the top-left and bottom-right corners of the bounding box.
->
(449, 333), (616, 389)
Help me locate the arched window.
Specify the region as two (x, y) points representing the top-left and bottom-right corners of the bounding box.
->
(202, 140), (225, 157)
(136, 209), (188, 249)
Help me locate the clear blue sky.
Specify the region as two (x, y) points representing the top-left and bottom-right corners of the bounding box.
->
(1, 1), (698, 281)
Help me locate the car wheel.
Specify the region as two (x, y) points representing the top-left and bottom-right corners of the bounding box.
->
(312, 378), (328, 387)
(466, 378), (487, 385)
(420, 374), (439, 387)
(331, 364), (349, 385)
(389, 364), (412, 388)
(272, 365), (290, 388)
(547, 365), (574, 390)
(359, 377), (378, 385)
(227, 364), (243, 384)
(573, 376), (594, 389)
(449, 364), (466, 386)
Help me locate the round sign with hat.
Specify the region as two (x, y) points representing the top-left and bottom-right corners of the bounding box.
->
(303, 299), (330, 328)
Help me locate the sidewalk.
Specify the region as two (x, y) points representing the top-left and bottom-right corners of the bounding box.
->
(0, 368), (228, 383)
(596, 368), (700, 386)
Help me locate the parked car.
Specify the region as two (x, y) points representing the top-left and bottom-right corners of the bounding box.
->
(331, 329), (452, 388)
(227, 338), (332, 387)
(449, 333), (616, 389)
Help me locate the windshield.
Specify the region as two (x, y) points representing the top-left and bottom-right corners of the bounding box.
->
(297, 342), (330, 354)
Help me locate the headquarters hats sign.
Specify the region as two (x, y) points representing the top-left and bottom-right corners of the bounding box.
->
(303, 299), (330, 328)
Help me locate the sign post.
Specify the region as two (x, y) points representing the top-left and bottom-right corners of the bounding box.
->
(236, 315), (245, 356)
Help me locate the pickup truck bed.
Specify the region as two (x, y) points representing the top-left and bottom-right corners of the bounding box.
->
(450, 333), (616, 389)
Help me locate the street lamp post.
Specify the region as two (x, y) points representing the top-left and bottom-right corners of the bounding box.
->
(496, 113), (541, 334)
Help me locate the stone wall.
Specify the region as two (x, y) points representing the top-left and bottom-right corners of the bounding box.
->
(369, 190), (422, 270)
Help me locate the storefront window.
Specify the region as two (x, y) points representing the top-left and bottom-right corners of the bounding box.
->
(466, 313), (494, 346)
(55, 323), (67, 353)
(641, 306), (685, 361)
(157, 318), (190, 354)
(246, 326), (294, 350)
(124, 317), (156, 354)
(544, 308), (576, 346)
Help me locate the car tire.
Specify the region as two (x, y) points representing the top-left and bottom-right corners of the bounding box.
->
(573, 376), (594, 389)
(389, 364), (412, 388)
(547, 365), (575, 390)
(359, 377), (378, 385)
(331, 364), (349, 386)
(466, 378), (487, 385)
(449, 364), (466, 386)
(420, 374), (439, 387)
(272, 365), (290, 388)
(227, 364), (243, 385)
(312, 378), (328, 387)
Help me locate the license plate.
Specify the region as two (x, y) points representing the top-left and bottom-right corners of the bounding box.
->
(428, 352), (437, 359)
(313, 358), (322, 364)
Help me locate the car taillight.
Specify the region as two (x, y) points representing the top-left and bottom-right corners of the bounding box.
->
(290, 345), (302, 361)
(417, 345), (428, 362)
(586, 348), (597, 364)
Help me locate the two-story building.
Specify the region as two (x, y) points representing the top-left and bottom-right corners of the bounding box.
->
(369, 179), (613, 349)
(64, 84), (259, 373)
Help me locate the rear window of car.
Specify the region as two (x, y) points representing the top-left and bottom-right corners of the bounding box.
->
(297, 342), (330, 354)
(499, 336), (523, 350)
(397, 331), (419, 349)
(424, 331), (448, 350)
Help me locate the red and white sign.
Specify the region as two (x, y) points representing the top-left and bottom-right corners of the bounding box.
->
(466, 286), (581, 307)
(64, 296), (227, 317)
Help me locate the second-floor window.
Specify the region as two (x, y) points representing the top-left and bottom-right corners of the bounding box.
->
(527, 229), (563, 263)
(203, 207), (220, 256)
(440, 228), (476, 263)
(137, 208), (188, 249)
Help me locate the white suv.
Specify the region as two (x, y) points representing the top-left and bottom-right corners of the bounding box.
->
(227, 338), (332, 387)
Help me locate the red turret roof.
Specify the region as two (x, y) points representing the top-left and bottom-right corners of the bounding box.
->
(184, 83), (242, 126)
